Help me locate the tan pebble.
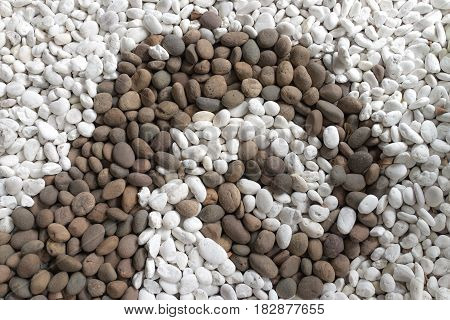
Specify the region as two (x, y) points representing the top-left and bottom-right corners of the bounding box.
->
(241, 78), (262, 97)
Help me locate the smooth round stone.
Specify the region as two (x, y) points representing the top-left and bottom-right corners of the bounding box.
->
(323, 126), (339, 149)
(380, 273), (396, 293)
(348, 127), (371, 149)
(420, 120), (437, 143)
(249, 254), (278, 278)
(337, 96), (362, 114)
(323, 234), (344, 259)
(276, 224), (292, 249)
(255, 189), (273, 214)
(288, 232), (308, 256)
(199, 11), (221, 30)
(161, 34), (185, 56)
(424, 186), (444, 207)
(330, 165), (346, 186)
(357, 195), (378, 214)
(261, 85), (280, 101)
(316, 100), (344, 123)
(220, 32), (249, 47)
(112, 142), (135, 168)
(356, 280), (375, 298)
(297, 276), (323, 299)
(319, 84), (342, 102)
(222, 215), (251, 244)
(308, 205), (330, 222)
(305, 110), (323, 136)
(276, 278), (297, 299)
(337, 207), (356, 234)
(343, 174), (366, 191)
(236, 179), (261, 195)
(196, 97), (221, 112)
(348, 152), (373, 174)
(256, 28), (279, 48)
(253, 230), (275, 254)
(222, 90), (245, 108)
(198, 238), (228, 265)
(388, 187), (403, 209)
(385, 164), (407, 181)
(242, 39), (260, 65)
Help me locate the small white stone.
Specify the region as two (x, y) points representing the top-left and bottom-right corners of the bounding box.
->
(323, 126), (339, 149)
(149, 45), (170, 60)
(159, 238), (176, 262)
(358, 195), (378, 214)
(355, 280), (375, 298)
(4, 176), (23, 195)
(198, 238), (228, 265)
(380, 273), (396, 293)
(308, 205), (330, 222)
(236, 283), (252, 299)
(0, 217), (14, 233)
(254, 13), (275, 33)
(337, 207), (356, 235)
(271, 138), (289, 157)
(440, 54), (450, 73)
(36, 122), (58, 141)
(77, 122), (95, 137)
(162, 211), (180, 229)
(49, 98), (70, 116)
(21, 90), (43, 109)
(218, 259), (236, 277)
(147, 234), (161, 258)
(157, 263), (182, 283)
(185, 176), (207, 202)
(143, 14), (163, 34)
(179, 274), (199, 295)
(388, 187), (403, 209)
(264, 101), (280, 116)
(424, 186), (444, 207)
(148, 192), (168, 211)
(276, 224), (292, 249)
(298, 218), (324, 238)
(385, 164), (407, 181)
(255, 189), (273, 214)
(237, 179), (261, 195)
(420, 120), (437, 143)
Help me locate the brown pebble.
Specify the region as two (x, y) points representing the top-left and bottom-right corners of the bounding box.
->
(253, 230), (275, 254)
(117, 235), (138, 259)
(288, 233), (308, 256)
(48, 223), (71, 242)
(203, 75), (227, 98)
(107, 280), (128, 299)
(338, 96), (362, 114)
(71, 192), (95, 216)
(297, 276), (323, 299)
(103, 179), (126, 200)
(221, 32), (249, 47)
(222, 215), (250, 244)
(249, 253), (278, 278)
(55, 255), (82, 272)
(313, 261), (335, 283)
(279, 255), (301, 278)
(81, 224), (105, 253)
(218, 183), (241, 213)
(30, 270), (51, 295)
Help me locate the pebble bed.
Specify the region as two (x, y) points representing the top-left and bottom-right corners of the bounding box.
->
(0, 0), (450, 300)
